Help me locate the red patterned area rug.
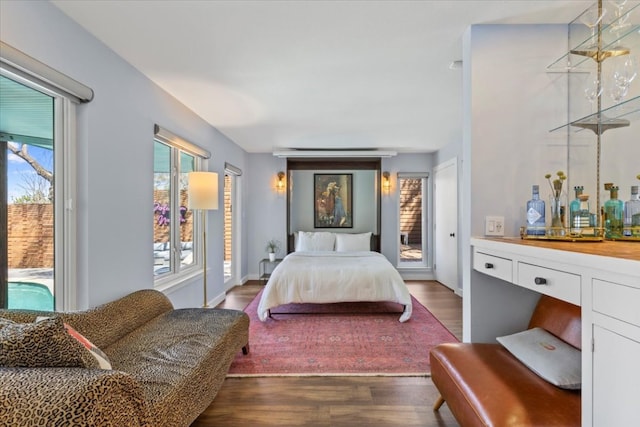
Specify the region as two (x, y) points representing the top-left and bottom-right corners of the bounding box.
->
(227, 291), (458, 377)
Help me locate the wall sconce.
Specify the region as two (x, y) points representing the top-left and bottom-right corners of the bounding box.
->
(277, 171), (286, 193)
(382, 171), (391, 194)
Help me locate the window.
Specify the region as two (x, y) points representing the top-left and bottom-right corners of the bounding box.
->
(153, 125), (210, 285)
(1, 41), (92, 311)
(398, 173), (428, 267)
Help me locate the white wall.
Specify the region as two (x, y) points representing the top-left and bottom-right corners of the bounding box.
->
(462, 24), (570, 342)
(1, 1), (248, 309)
(468, 25), (570, 239)
(246, 154), (287, 277)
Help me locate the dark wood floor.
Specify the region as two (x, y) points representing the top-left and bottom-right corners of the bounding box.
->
(192, 280), (462, 427)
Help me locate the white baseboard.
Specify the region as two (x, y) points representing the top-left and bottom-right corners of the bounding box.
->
(207, 291), (226, 308)
(398, 270), (435, 281)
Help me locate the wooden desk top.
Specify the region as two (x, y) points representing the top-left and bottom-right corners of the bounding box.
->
(480, 237), (640, 262)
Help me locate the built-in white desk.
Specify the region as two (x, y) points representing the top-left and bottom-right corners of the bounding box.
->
(470, 237), (640, 427)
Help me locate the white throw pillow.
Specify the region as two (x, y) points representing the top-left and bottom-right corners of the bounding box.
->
(296, 231), (336, 251)
(497, 327), (581, 390)
(335, 232), (372, 252)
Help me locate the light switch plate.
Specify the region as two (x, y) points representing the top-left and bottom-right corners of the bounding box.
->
(485, 216), (505, 236)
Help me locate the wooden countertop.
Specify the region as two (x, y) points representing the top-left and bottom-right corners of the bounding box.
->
(477, 237), (640, 262)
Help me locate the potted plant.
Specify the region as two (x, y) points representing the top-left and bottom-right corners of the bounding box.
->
(265, 239), (281, 262)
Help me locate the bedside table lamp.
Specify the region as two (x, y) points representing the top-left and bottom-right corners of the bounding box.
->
(188, 171), (219, 307)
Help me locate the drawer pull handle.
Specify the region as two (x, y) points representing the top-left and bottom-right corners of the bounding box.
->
(484, 263), (494, 269)
(534, 277), (547, 285)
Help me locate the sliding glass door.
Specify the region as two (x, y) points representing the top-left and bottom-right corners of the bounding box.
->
(1, 74), (55, 310)
(223, 163), (242, 290)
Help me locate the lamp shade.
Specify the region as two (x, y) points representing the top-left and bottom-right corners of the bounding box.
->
(188, 172), (219, 210)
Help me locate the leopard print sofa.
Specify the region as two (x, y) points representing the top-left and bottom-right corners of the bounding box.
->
(0, 289), (250, 426)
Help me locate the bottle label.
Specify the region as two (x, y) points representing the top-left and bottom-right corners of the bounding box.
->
(527, 207), (542, 225)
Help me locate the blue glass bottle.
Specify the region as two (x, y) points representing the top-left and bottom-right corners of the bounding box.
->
(604, 185), (624, 239)
(624, 186), (640, 237)
(526, 185), (545, 235)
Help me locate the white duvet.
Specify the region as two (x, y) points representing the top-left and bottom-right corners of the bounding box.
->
(257, 251), (412, 322)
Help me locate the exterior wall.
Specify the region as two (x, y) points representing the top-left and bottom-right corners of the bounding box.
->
(152, 190), (193, 243)
(9, 192), (195, 268)
(7, 204), (53, 268)
(399, 178), (422, 244)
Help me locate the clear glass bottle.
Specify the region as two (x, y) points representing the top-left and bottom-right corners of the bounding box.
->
(624, 186), (640, 236)
(604, 185), (624, 239)
(526, 185), (545, 235)
(572, 194), (591, 233)
(569, 186), (584, 229)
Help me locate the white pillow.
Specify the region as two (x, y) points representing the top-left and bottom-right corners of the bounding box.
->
(335, 232), (372, 252)
(296, 231), (336, 251)
(497, 327), (581, 390)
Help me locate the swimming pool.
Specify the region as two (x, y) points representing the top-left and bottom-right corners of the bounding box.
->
(7, 282), (54, 311)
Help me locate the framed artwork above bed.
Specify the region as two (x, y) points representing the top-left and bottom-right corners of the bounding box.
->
(314, 173), (353, 228)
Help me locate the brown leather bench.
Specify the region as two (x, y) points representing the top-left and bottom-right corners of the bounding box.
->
(430, 295), (581, 427)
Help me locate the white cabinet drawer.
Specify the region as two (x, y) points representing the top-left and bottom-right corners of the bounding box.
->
(517, 262), (580, 305)
(473, 250), (513, 283)
(593, 279), (640, 328)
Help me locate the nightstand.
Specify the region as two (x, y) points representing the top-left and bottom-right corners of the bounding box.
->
(258, 258), (282, 285)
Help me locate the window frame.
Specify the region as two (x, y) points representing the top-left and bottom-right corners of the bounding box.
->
(153, 126), (210, 290)
(397, 172), (429, 269)
(0, 69), (78, 311)
(223, 163), (242, 290)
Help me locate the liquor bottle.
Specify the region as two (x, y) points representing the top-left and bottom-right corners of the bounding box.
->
(604, 185), (624, 239)
(569, 186), (584, 229)
(526, 185), (545, 235)
(624, 186), (640, 236)
(572, 194), (591, 232)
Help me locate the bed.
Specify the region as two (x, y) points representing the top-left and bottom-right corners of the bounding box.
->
(257, 232), (412, 322)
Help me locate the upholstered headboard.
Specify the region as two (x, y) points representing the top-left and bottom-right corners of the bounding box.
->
(287, 233), (380, 254)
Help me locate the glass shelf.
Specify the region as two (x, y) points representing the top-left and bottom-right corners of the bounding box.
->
(550, 95), (640, 134)
(547, 1), (640, 72)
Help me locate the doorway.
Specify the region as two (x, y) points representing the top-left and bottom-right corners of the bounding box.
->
(224, 163), (242, 290)
(398, 173), (428, 267)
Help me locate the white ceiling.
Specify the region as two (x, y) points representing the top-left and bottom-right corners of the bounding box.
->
(52, 0), (595, 154)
